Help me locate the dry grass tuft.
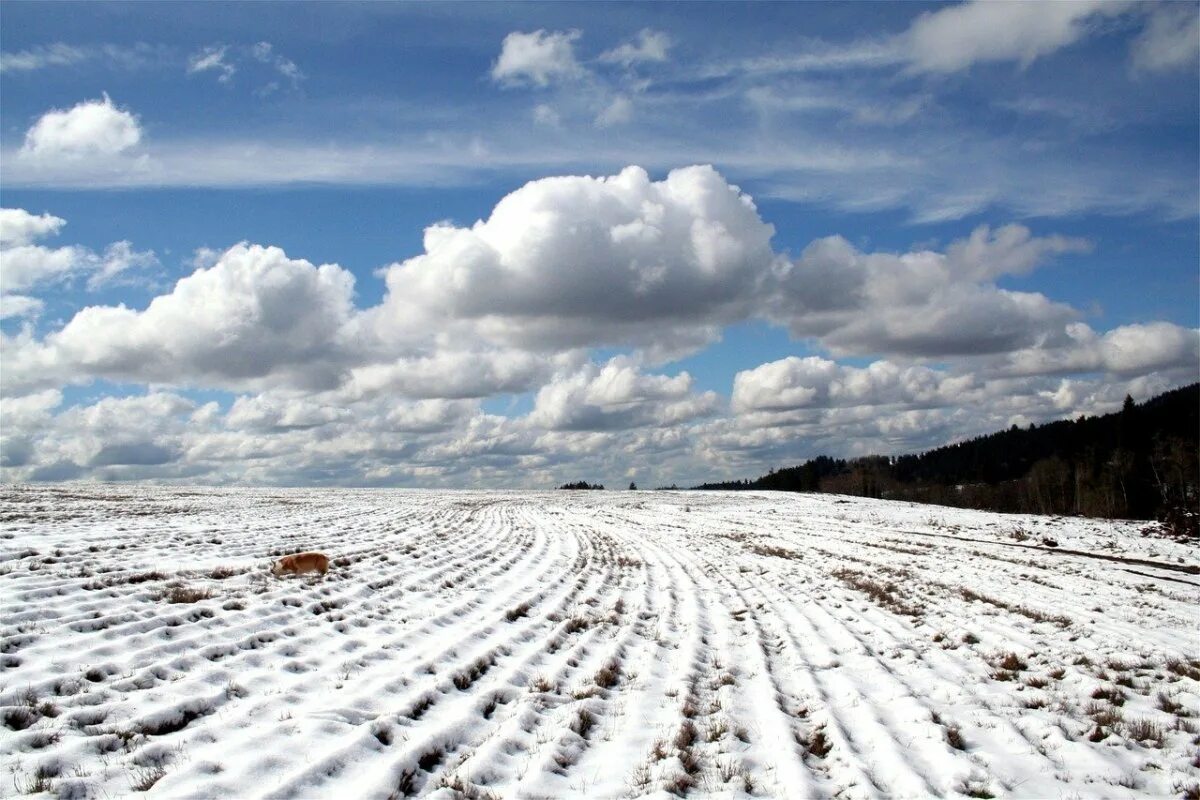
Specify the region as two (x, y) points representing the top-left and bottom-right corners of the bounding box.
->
(1123, 717), (1166, 746)
(673, 720), (696, 750)
(594, 658), (621, 690)
(945, 724), (966, 750)
(157, 585), (215, 604)
(505, 602), (532, 622)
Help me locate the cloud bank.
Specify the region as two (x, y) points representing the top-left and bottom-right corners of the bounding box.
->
(1, 164), (1195, 486)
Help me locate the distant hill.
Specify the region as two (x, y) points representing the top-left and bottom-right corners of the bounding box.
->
(696, 383), (1199, 527)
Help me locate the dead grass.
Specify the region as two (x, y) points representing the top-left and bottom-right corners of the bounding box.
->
(594, 658), (621, 690)
(706, 719), (728, 742)
(528, 675), (556, 694)
(504, 602), (531, 622)
(129, 763), (167, 792)
(570, 707), (595, 739)
(156, 585), (215, 604)
(1165, 657), (1200, 681)
(831, 567), (922, 617)
(799, 726), (832, 758)
(750, 543), (800, 559)
(673, 720), (696, 750)
(945, 724), (965, 750)
(1091, 685), (1128, 707)
(452, 656), (492, 691)
(994, 652), (1028, 672)
(1085, 701), (1124, 727)
(959, 587), (1071, 627)
(14, 764), (57, 794)
(1124, 717), (1166, 746)
(2, 706), (38, 731)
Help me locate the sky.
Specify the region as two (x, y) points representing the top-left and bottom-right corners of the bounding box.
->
(1, 1), (1198, 489)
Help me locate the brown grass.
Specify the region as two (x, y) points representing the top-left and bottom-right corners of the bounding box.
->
(157, 585), (214, 604)
(831, 568), (921, 617)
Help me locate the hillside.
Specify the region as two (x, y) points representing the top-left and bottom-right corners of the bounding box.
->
(697, 383), (1199, 524)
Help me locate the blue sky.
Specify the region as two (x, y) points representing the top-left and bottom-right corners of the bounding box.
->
(1, 1), (1197, 487)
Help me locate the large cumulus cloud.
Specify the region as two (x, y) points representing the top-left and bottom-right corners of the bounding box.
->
(772, 226), (1091, 357)
(3, 243), (357, 394)
(374, 165), (778, 354)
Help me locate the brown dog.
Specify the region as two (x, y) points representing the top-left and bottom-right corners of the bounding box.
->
(271, 552), (329, 577)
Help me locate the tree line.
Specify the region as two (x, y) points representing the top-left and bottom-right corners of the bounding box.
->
(695, 383), (1198, 534)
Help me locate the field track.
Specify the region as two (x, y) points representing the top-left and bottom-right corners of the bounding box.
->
(2, 485), (1198, 799)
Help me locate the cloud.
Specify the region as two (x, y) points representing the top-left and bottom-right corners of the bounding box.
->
(492, 29), (584, 87)
(250, 41), (304, 87)
(0, 295), (44, 321)
(0, 123), (1191, 227)
(0, 390), (62, 468)
(1, 244), (87, 292)
(225, 393), (350, 431)
(1, 392), (198, 478)
(0, 207), (158, 296)
(904, 0), (1133, 73)
(340, 349), (572, 401)
(599, 29), (671, 67)
(1000, 321), (1200, 377)
(1131, 3), (1200, 73)
(529, 357), (719, 431)
(944, 223), (1092, 280)
(2, 168), (1173, 410)
(3, 243), (357, 395)
(745, 86), (931, 128)
(0, 42), (167, 74)
(0, 164), (1192, 487)
(0, 208), (66, 248)
(61, 394), (194, 472)
(772, 225), (1088, 357)
(20, 94), (142, 160)
(188, 45), (235, 83)
(376, 165), (777, 354)
(0, 43), (89, 73)
(187, 42), (303, 90)
(708, 360), (1193, 473)
(532, 103), (561, 127)
(594, 95), (633, 127)
(699, 39), (904, 80)
(732, 356), (976, 414)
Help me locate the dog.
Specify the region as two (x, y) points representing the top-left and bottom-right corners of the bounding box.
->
(271, 552), (330, 577)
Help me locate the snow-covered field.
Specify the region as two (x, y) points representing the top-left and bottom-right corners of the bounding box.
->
(2, 485), (1198, 800)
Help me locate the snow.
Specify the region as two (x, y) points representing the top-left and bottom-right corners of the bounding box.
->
(1, 485), (1197, 799)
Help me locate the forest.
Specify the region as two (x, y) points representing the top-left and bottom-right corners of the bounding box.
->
(695, 383), (1199, 534)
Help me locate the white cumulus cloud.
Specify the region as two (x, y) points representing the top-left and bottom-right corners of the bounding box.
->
(492, 29), (584, 87)
(0, 207), (158, 296)
(20, 94), (142, 160)
(377, 165), (777, 354)
(3, 243), (357, 395)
